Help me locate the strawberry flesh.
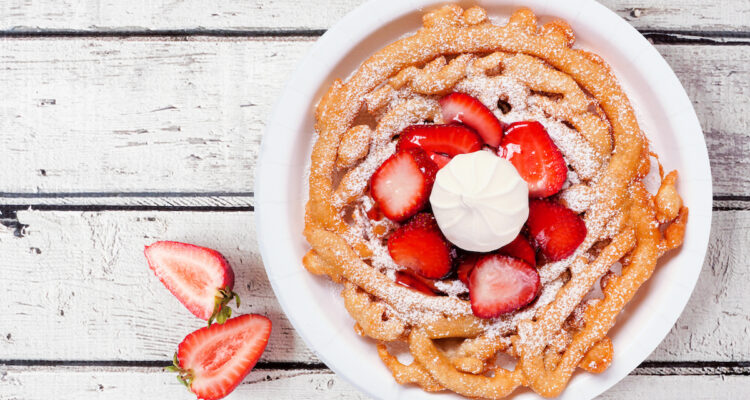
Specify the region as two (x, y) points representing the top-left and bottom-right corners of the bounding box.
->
(468, 254), (540, 318)
(366, 202), (384, 221)
(176, 314), (271, 400)
(145, 241), (235, 321)
(498, 234), (536, 267)
(456, 253), (480, 286)
(440, 92), (504, 147)
(370, 147), (438, 222)
(394, 271), (438, 296)
(388, 213), (453, 279)
(526, 199), (587, 261)
(500, 121), (567, 198)
(397, 124), (483, 160)
(428, 152), (452, 169)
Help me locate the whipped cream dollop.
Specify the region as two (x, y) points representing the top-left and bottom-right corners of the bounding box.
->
(429, 151), (529, 252)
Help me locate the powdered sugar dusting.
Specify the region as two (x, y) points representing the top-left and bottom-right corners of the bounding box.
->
(312, 14), (653, 350)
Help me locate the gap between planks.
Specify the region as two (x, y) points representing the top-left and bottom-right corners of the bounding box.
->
(1, 361), (749, 376)
(0, 195), (743, 211)
(0, 29), (748, 46)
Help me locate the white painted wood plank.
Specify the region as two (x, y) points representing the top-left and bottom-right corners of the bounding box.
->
(0, 38), (312, 193)
(0, 210), (319, 363)
(0, 209), (747, 362)
(1, 0), (748, 32)
(1, 365), (748, 400)
(0, 366), (369, 400)
(648, 210), (750, 361)
(0, 194), (253, 208)
(597, 374), (750, 399)
(0, 39), (746, 196)
(656, 45), (750, 198)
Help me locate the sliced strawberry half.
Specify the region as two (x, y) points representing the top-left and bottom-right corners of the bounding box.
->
(397, 124), (483, 163)
(388, 213), (453, 279)
(366, 202), (384, 221)
(428, 152), (452, 169)
(169, 314), (272, 400)
(394, 271), (438, 296)
(456, 253), (480, 286)
(468, 254), (540, 318)
(501, 121), (567, 198)
(370, 147), (438, 222)
(440, 92), (504, 147)
(526, 199), (587, 261)
(498, 234), (536, 267)
(145, 241), (239, 324)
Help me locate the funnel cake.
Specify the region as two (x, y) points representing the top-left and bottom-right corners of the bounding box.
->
(302, 5), (687, 398)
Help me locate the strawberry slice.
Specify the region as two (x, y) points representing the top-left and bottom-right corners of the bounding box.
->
(456, 235), (535, 286)
(145, 241), (239, 325)
(366, 202), (384, 221)
(397, 124), (483, 164)
(498, 234), (536, 267)
(428, 152), (452, 169)
(394, 271), (438, 296)
(456, 253), (480, 286)
(468, 254), (540, 318)
(440, 92), (504, 147)
(168, 314), (272, 400)
(501, 121), (567, 198)
(370, 147), (438, 222)
(388, 213), (453, 279)
(526, 199), (587, 261)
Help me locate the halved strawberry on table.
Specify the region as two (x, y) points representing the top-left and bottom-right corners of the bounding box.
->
(526, 199), (587, 261)
(440, 92), (505, 147)
(167, 314), (272, 400)
(397, 124), (483, 168)
(388, 213), (453, 279)
(468, 254), (540, 318)
(370, 147), (438, 222)
(145, 241), (240, 325)
(500, 120), (567, 198)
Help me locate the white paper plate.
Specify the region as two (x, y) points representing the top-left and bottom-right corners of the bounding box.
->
(256, 1), (712, 398)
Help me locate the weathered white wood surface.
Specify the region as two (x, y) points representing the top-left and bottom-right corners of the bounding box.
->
(1, 365), (749, 400)
(1, 209), (747, 363)
(0, 366), (369, 400)
(0, 211), (317, 363)
(1, 1), (747, 399)
(1, 0), (748, 32)
(0, 38), (311, 194)
(0, 40), (747, 196)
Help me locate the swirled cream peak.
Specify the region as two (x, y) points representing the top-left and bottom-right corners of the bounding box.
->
(430, 151), (529, 252)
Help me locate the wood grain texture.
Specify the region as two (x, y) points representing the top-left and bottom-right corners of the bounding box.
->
(0, 1), (745, 398)
(0, 39), (746, 197)
(0, 366), (369, 400)
(1, 209), (747, 362)
(1, 0), (748, 32)
(1, 365), (748, 400)
(0, 193), (253, 209)
(0, 210), (318, 363)
(0, 38), (312, 193)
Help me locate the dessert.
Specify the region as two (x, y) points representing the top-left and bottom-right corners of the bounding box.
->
(302, 4), (687, 398)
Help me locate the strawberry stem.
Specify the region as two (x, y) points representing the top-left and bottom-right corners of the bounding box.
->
(165, 353), (194, 392)
(208, 288), (240, 326)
